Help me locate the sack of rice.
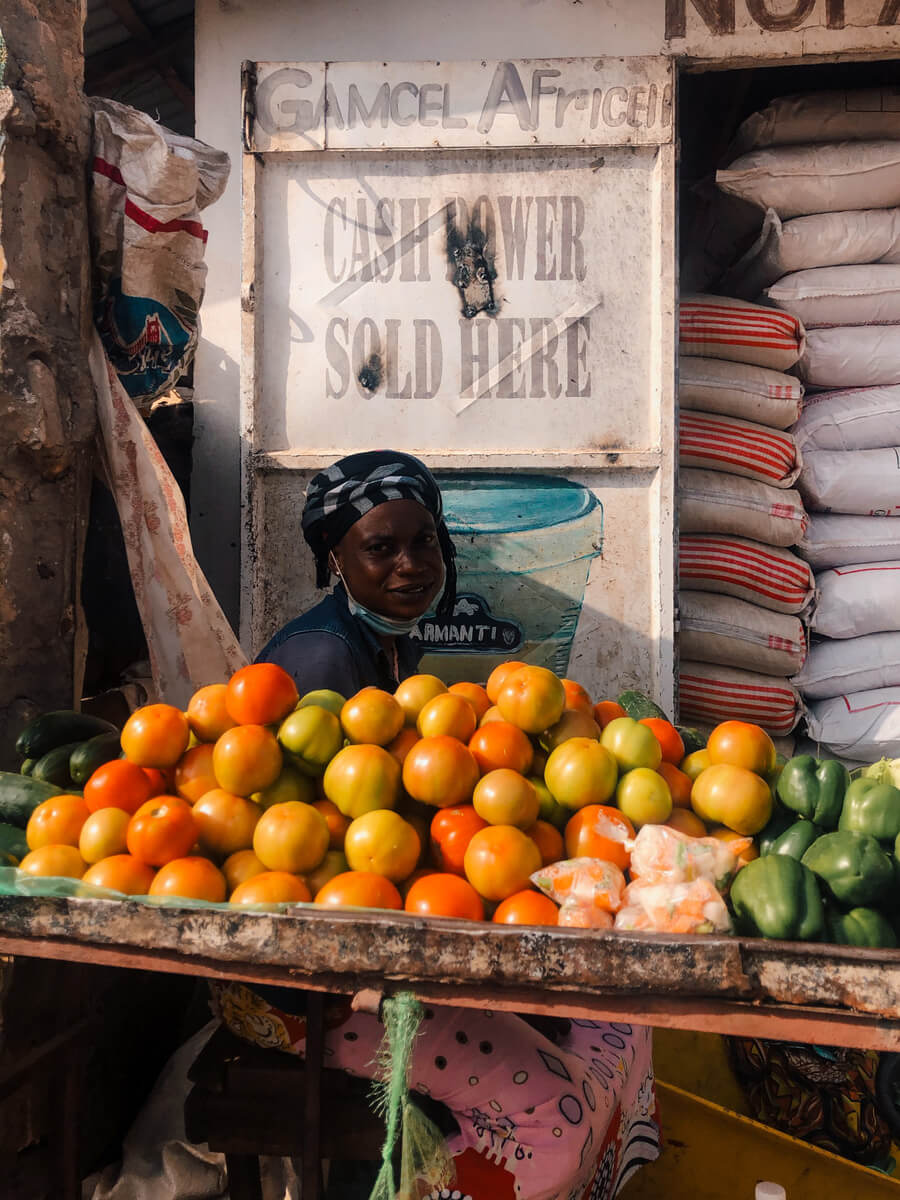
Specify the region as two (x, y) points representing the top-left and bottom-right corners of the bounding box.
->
(767, 264), (900, 328)
(728, 89), (900, 157)
(679, 533), (814, 615)
(679, 356), (803, 429)
(812, 561), (900, 639)
(680, 294), (805, 371)
(679, 660), (801, 736)
(805, 686), (900, 761)
(799, 326), (900, 389)
(799, 513), (900, 569)
(679, 468), (807, 548)
(799, 447), (900, 516)
(792, 385), (900, 452)
(680, 410), (801, 487)
(793, 631), (900, 701)
(679, 590), (806, 676)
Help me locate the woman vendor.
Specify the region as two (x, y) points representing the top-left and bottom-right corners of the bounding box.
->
(210, 450), (660, 1200)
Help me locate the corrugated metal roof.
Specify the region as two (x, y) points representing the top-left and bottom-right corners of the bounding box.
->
(85, 0), (194, 135)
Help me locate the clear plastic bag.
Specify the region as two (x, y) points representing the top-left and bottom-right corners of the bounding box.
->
(628, 824), (748, 891)
(531, 857), (627, 915)
(614, 878), (732, 935)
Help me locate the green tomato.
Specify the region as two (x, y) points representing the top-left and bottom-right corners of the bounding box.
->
(296, 689), (346, 717)
(615, 766), (672, 828)
(277, 705), (344, 776)
(600, 717), (662, 773)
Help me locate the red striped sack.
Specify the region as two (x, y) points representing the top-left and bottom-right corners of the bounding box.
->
(679, 590), (806, 677)
(680, 294), (806, 371)
(678, 661), (801, 736)
(679, 468), (808, 548)
(679, 534), (813, 615)
(680, 410), (801, 487)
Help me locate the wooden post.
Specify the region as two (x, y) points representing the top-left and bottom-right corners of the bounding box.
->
(0, 1), (95, 767)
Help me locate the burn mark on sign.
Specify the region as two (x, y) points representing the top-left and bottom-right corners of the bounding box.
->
(357, 353), (383, 392)
(446, 209), (498, 319)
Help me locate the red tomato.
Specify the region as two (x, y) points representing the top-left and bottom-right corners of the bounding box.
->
(225, 662), (299, 726)
(639, 718), (685, 765)
(404, 873), (485, 920)
(467, 722), (534, 776)
(84, 759), (155, 815)
(430, 806), (488, 875)
(492, 891), (559, 926)
(126, 796), (197, 867)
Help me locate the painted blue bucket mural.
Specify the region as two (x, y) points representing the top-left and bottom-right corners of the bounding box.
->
(415, 475), (604, 683)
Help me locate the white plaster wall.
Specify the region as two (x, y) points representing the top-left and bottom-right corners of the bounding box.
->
(192, 0), (664, 630)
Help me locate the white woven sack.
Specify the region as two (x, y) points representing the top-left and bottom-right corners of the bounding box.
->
(799, 326), (900, 389)
(812, 561), (900, 639)
(722, 208), (900, 301)
(799, 514), (900, 570)
(678, 660), (800, 736)
(799, 447), (900, 516)
(793, 631), (900, 701)
(678, 533), (814, 615)
(729, 89), (900, 157)
(679, 357), (803, 430)
(793, 385), (900, 452)
(717, 142), (900, 220)
(678, 468), (807, 548)
(806, 686), (900, 761)
(767, 265), (900, 328)
(679, 590), (806, 677)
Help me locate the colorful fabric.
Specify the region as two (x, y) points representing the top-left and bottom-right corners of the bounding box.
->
(726, 1037), (892, 1167)
(208, 982), (660, 1200)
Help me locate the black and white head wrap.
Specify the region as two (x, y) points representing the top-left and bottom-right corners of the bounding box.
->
(302, 450), (457, 617)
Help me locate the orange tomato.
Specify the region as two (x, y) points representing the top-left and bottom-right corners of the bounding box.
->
(82, 854), (155, 895)
(561, 679), (593, 714)
(473, 770), (539, 829)
(126, 796), (197, 866)
(665, 808), (707, 838)
(639, 718), (685, 765)
(148, 856), (227, 902)
(386, 726), (420, 766)
(479, 705), (506, 725)
(493, 890), (559, 926)
(78, 807), (131, 863)
(691, 764), (773, 835)
(657, 761), (694, 809)
(174, 743), (218, 804)
(306, 849), (349, 895)
(324, 744), (401, 818)
(26, 794), (90, 851)
(544, 738), (618, 810)
(468, 722), (534, 777)
(314, 871), (403, 910)
(564, 805), (635, 871)
(186, 683), (236, 742)
(341, 687), (405, 746)
(191, 789), (261, 859)
(402, 736), (480, 808)
(404, 873), (485, 920)
(222, 848), (268, 893)
(463, 825), (542, 901)
(527, 819), (565, 866)
(430, 806), (489, 875)
(448, 682), (491, 721)
(539, 709), (601, 752)
(212, 724), (283, 797)
(18, 844), (86, 879)
(121, 704), (191, 768)
(394, 674), (447, 724)
(707, 721), (776, 777)
(343, 810), (421, 882)
(496, 666), (566, 734)
(229, 871), (311, 905)
(592, 700), (627, 729)
(225, 662), (299, 726)
(312, 798), (351, 850)
(486, 660), (527, 704)
(252, 800), (329, 874)
(142, 767), (173, 798)
(416, 693), (477, 742)
(84, 759), (155, 815)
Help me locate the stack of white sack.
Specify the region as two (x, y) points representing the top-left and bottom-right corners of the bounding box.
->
(719, 88), (900, 760)
(677, 295), (809, 739)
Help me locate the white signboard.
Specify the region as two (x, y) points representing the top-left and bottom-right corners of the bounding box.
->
(247, 58), (673, 152)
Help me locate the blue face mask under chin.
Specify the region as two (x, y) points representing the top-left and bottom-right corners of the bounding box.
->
(334, 562), (446, 637)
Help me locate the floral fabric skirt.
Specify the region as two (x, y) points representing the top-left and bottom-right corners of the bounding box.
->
(208, 982), (660, 1200)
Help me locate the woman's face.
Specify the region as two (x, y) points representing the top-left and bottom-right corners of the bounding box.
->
(334, 499), (445, 621)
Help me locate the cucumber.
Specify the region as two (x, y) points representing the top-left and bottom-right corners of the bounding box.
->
(0, 772), (65, 828)
(617, 690), (669, 722)
(676, 725), (706, 756)
(31, 742), (83, 788)
(19, 759), (35, 777)
(0, 822), (29, 865)
(15, 711), (118, 761)
(69, 732), (121, 785)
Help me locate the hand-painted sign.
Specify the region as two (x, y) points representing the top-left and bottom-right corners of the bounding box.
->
(665, 0), (899, 56)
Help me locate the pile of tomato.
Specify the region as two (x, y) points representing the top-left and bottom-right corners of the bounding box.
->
(15, 660), (778, 925)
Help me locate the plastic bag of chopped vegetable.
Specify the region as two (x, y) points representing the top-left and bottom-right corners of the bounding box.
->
(614, 878), (732, 934)
(531, 857), (627, 915)
(628, 823), (749, 891)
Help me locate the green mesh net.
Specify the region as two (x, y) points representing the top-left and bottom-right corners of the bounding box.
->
(368, 993), (454, 1200)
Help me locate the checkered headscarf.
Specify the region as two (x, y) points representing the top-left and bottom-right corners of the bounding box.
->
(302, 450), (456, 616)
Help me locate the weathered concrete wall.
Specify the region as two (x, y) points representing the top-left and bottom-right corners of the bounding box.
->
(0, 3), (94, 767)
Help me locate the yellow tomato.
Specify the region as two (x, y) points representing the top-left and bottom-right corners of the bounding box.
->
(496, 666), (566, 734)
(252, 801), (330, 874)
(691, 764), (773, 835)
(680, 748), (712, 781)
(19, 844), (86, 879)
(343, 810), (421, 882)
(394, 674), (447, 724)
(340, 688), (405, 746)
(305, 849), (349, 895)
(544, 738), (618, 810)
(539, 709), (601, 752)
(222, 848), (268, 893)
(472, 770), (540, 829)
(416, 693), (477, 742)
(78, 807), (131, 864)
(323, 744), (401, 818)
(615, 767), (672, 828)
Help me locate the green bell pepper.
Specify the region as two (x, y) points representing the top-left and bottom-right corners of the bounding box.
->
(730, 854), (824, 941)
(769, 819), (823, 861)
(839, 777), (900, 843)
(801, 831), (894, 908)
(826, 906), (897, 949)
(776, 755), (848, 828)
(758, 808), (797, 856)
